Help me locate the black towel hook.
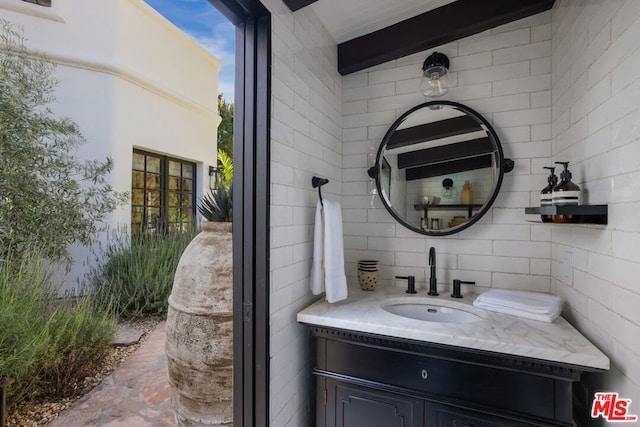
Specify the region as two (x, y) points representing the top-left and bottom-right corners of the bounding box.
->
(312, 176), (329, 206)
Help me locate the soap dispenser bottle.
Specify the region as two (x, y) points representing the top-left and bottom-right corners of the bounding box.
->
(552, 161), (581, 223)
(460, 180), (473, 205)
(540, 167), (557, 223)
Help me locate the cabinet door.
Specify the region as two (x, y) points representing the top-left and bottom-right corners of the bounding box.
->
(426, 401), (546, 427)
(325, 378), (424, 427)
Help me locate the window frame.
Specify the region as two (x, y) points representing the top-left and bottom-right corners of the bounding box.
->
(131, 149), (197, 234)
(206, 0), (271, 425)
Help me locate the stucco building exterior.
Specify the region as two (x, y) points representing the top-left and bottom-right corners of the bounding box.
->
(0, 0), (221, 292)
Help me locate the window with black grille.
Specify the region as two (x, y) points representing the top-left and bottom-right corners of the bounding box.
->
(131, 149), (196, 235)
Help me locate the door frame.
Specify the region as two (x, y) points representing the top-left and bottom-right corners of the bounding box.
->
(206, 1), (271, 425)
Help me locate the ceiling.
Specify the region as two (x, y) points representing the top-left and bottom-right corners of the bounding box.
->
(283, 0), (555, 75)
(310, 0), (457, 44)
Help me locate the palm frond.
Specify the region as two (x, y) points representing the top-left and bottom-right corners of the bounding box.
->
(217, 148), (233, 190)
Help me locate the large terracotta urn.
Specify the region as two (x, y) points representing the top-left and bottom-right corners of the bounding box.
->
(166, 221), (233, 426)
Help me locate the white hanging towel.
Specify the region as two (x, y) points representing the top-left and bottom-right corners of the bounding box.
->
(310, 199), (348, 303)
(310, 201), (325, 296)
(472, 289), (563, 323)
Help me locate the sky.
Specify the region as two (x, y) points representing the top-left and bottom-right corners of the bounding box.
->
(144, 0), (235, 102)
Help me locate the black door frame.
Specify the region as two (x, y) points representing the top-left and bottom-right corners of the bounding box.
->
(207, 1), (271, 426)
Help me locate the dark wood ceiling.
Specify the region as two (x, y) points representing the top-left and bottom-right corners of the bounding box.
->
(282, 0), (555, 76)
(282, 0), (317, 12)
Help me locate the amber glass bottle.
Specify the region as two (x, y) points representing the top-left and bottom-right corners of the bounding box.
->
(552, 162), (581, 223)
(460, 180), (473, 205)
(540, 167), (557, 222)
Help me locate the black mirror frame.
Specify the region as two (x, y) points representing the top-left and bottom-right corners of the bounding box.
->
(373, 100), (512, 237)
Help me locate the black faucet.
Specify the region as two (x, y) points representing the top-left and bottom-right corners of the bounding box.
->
(451, 279), (476, 298)
(428, 247), (438, 296)
(396, 275), (416, 294)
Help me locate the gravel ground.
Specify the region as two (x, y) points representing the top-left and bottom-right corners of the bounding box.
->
(5, 317), (161, 427)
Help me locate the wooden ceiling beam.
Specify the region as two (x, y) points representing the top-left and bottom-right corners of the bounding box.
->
(338, 0), (555, 75)
(397, 137), (494, 170)
(282, 0), (317, 12)
(387, 116), (482, 150)
(405, 154), (493, 181)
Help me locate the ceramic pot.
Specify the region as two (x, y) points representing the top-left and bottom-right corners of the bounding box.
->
(165, 221), (233, 427)
(357, 269), (379, 291)
(357, 260), (379, 268)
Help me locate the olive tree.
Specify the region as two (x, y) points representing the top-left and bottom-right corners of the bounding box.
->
(0, 20), (126, 262)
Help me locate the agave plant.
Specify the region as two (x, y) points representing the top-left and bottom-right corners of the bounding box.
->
(198, 182), (233, 222)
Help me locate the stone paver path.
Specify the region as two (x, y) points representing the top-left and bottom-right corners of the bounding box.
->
(48, 321), (176, 427)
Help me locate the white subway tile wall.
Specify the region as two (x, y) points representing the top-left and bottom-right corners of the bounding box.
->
(264, 0), (342, 425)
(342, 12), (553, 296)
(264, 0), (640, 423)
(551, 0), (640, 408)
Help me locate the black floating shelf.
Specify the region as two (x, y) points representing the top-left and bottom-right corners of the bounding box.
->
(415, 204), (484, 220)
(414, 204), (483, 210)
(524, 204), (608, 225)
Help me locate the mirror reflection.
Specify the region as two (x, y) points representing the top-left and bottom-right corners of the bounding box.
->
(374, 101), (509, 236)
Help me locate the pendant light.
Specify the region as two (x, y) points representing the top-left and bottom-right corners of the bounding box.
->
(421, 52), (450, 97)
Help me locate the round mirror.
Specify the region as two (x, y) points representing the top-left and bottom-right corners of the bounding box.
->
(370, 100), (512, 236)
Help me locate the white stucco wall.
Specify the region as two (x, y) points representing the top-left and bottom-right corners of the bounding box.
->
(0, 0), (221, 292)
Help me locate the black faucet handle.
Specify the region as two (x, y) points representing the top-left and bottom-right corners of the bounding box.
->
(396, 275), (416, 294)
(427, 246), (438, 295)
(451, 279), (475, 298)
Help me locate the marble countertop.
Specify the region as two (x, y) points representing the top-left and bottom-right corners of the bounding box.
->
(297, 286), (609, 370)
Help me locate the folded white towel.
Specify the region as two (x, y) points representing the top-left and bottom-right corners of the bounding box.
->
(473, 300), (562, 322)
(310, 199), (348, 303)
(473, 289), (563, 323)
(475, 289), (562, 314)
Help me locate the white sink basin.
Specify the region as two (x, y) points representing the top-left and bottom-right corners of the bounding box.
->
(382, 298), (484, 323)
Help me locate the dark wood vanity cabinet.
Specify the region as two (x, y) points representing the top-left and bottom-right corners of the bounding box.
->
(311, 326), (596, 427)
(321, 379), (541, 427)
(321, 379), (424, 427)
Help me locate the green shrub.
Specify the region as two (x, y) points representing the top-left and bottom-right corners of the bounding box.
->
(36, 296), (115, 398)
(0, 249), (52, 404)
(92, 227), (198, 319)
(0, 247), (116, 409)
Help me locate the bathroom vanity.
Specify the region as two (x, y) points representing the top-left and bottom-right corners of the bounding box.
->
(303, 99), (610, 426)
(297, 288), (609, 427)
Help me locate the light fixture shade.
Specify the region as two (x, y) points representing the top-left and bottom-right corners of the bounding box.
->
(421, 52), (450, 97)
(208, 166), (219, 190)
